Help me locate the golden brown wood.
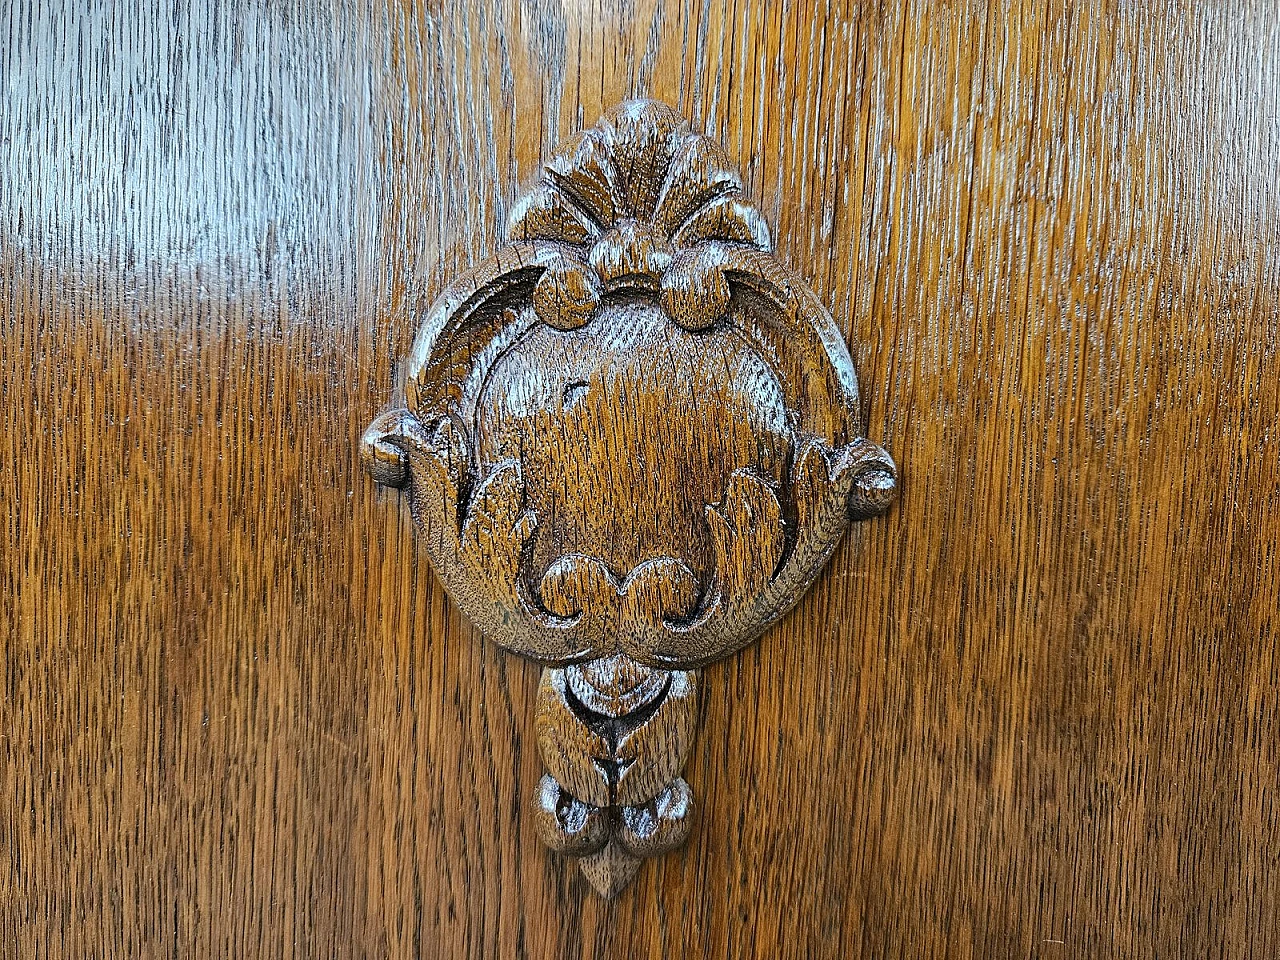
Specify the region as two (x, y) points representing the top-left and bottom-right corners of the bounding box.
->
(361, 100), (895, 895)
(4, 1), (1279, 956)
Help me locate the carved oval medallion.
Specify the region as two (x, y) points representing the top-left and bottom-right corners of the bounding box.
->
(363, 100), (897, 897)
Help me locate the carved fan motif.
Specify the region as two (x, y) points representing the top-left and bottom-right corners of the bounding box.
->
(363, 100), (897, 897)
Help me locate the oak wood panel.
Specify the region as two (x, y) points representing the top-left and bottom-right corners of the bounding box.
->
(4, 2), (1278, 957)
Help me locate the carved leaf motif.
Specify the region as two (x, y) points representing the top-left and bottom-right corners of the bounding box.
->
(508, 183), (599, 245)
(532, 775), (610, 856)
(400, 416), (468, 548)
(363, 411), (600, 664)
(613, 671), (698, 807)
(623, 438), (895, 668)
(535, 664), (698, 810)
(672, 195), (772, 251)
(747, 436), (896, 626)
(536, 669), (614, 808)
(364, 100), (899, 899)
(617, 779), (694, 857)
(504, 100), (769, 260)
(458, 461), (536, 621)
(791, 440), (854, 551)
(652, 133), (743, 237)
(604, 99), (684, 220)
(705, 469), (785, 610)
(545, 129), (619, 230)
(533, 655), (699, 896)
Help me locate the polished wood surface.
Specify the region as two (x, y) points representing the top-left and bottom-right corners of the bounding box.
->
(4, 2), (1278, 956)
(362, 100), (897, 896)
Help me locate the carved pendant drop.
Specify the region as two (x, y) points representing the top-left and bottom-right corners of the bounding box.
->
(362, 100), (897, 897)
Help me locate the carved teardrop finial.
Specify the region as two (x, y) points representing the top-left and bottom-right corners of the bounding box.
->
(362, 100), (897, 897)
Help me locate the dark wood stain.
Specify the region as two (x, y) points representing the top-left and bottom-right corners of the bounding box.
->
(3, 1), (1278, 957)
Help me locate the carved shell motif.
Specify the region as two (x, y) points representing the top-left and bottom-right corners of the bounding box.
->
(363, 100), (896, 897)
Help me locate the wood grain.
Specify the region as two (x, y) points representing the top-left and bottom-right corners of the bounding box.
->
(4, 1), (1279, 957)
(364, 99), (896, 896)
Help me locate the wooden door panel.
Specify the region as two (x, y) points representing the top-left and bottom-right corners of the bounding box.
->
(4, 2), (1277, 957)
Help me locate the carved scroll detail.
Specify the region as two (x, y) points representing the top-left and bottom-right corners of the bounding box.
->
(362, 100), (897, 897)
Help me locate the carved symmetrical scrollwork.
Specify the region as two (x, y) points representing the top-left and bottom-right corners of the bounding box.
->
(363, 100), (896, 896)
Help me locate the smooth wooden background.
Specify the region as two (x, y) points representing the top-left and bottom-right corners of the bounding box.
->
(4, 2), (1279, 957)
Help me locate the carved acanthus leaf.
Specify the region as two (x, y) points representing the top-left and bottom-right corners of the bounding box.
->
(362, 410), (597, 664)
(363, 99), (899, 899)
(507, 100), (768, 261)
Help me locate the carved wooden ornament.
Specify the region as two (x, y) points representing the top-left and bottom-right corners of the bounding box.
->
(362, 101), (897, 897)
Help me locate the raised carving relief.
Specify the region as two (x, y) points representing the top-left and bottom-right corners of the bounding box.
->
(362, 100), (897, 897)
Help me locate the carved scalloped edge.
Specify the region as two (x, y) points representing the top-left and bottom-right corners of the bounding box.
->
(508, 100), (770, 253)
